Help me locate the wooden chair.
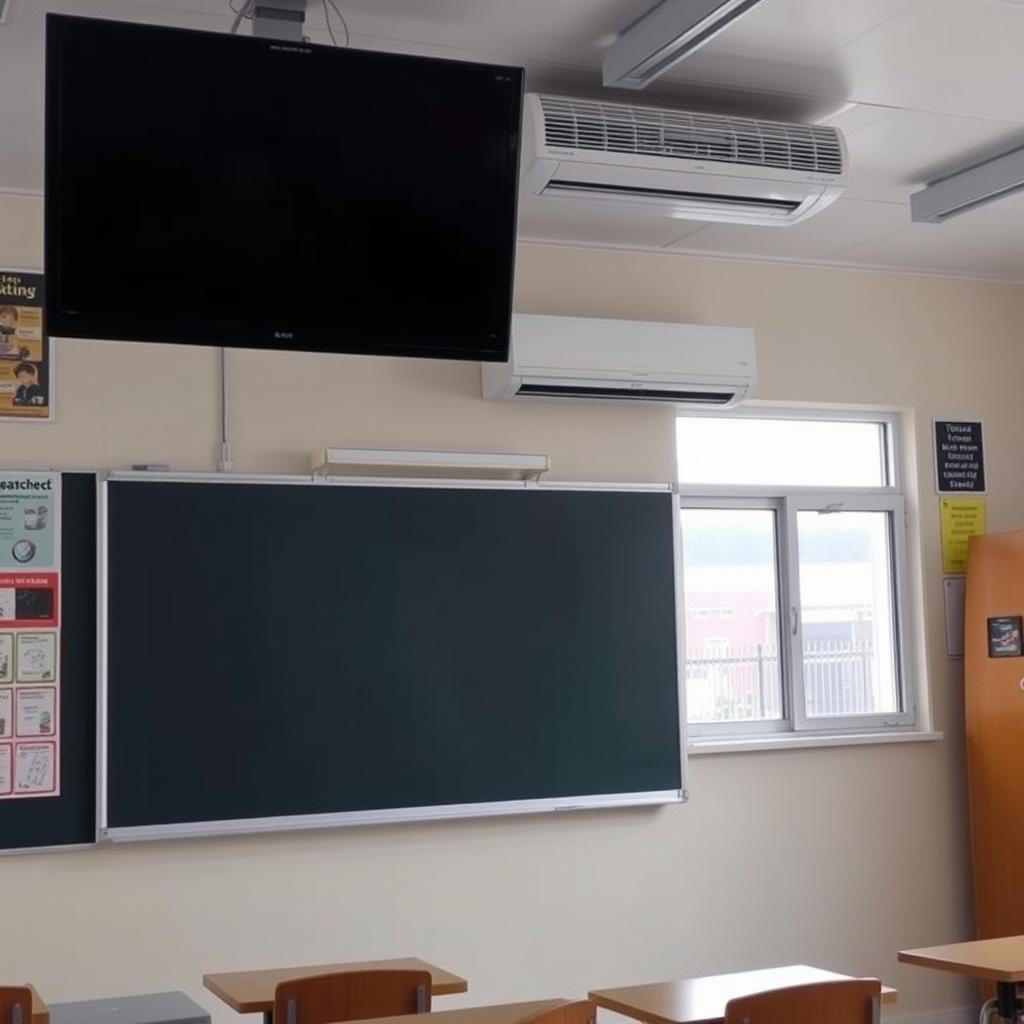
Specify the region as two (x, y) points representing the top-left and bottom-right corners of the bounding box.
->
(516, 1001), (597, 1024)
(725, 980), (881, 1024)
(274, 970), (432, 1024)
(0, 988), (34, 1024)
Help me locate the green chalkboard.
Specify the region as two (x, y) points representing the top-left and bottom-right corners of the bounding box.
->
(104, 479), (683, 838)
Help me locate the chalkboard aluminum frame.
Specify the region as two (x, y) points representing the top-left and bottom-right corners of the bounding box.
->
(97, 471), (688, 843)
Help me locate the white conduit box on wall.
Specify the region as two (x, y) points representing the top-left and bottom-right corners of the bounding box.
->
(482, 313), (756, 407)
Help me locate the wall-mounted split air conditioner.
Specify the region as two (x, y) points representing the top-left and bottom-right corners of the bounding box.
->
(482, 314), (756, 407)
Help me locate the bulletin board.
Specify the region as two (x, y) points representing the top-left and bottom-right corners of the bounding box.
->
(0, 471), (95, 851)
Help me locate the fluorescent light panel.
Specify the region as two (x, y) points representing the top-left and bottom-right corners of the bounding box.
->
(602, 0), (768, 90)
(315, 448), (551, 481)
(911, 143), (1024, 223)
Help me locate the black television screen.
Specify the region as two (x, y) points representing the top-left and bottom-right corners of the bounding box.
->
(45, 15), (523, 361)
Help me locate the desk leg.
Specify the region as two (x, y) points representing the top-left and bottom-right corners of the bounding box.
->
(264, 1012), (274, 1024)
(995, 982), (1021, 1023)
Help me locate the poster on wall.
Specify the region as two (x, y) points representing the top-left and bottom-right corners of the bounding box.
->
(940, 496), (987, 575)
(934, 419), (985, 494)
(0, 471), (61, 800)
(0, 270), (52, 422)
(0, 473), (57, 569)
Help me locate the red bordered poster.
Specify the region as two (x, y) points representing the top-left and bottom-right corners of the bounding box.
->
(0, 572), (59, 629)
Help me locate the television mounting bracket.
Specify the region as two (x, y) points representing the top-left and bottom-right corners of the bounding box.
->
(251, 0), (308, 42)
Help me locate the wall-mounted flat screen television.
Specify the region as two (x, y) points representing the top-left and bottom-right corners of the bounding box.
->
(45, 15), (523, 361)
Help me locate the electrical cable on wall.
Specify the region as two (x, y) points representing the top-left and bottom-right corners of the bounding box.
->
(322, 0), (338, 45)
(229, 0), (254, 33)
(323, 0), (350, 46)
(218, 347), (233, 472)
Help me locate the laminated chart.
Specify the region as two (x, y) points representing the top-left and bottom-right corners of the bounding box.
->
(0, 472), (61, 800)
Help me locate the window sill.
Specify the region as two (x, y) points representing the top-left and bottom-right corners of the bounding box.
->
(688, 730), (943, 755)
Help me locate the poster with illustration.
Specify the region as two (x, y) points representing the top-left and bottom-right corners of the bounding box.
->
(988, 616), (1023, 658)
(0, 472), (59, 569)
(0, 688), (11, 738)
(14, 742), (54, 794)
(0, 633), (11, 683)
(0, 271), (51, 422)
(15, 687), (55, 737)
(0, 575), (58, 629)
(16, 632), (57, 683)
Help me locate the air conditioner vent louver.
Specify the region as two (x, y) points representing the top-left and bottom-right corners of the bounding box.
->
(538, 95), (843, 175)
(516, 384), (737, 404)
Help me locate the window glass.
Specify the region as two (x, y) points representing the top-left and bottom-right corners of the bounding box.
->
(681, 508), (783, 724)
(797, 510), (900, 717)
(677, 417), (888, 487)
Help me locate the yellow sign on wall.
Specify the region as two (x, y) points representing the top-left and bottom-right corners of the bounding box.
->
(941, 497), (987, 574)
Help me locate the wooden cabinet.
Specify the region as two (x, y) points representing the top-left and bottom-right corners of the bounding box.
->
(965, 531), (1024, 939)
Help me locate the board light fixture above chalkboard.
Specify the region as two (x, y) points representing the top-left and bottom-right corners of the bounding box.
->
(313, 448), (551, 481)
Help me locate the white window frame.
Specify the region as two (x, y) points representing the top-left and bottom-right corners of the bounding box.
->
(677, 408), (916, 739)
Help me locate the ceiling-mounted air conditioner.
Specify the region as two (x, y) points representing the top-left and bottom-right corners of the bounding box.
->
(520, 93), (847, 227)
(482, 314), (756, 407)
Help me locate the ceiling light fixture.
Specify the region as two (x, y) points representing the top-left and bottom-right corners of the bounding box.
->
(911, 144), (1024, 223)
(602, 0), (769, 90)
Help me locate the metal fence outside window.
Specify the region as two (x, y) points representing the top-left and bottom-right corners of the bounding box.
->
(686, 639), (877, 721)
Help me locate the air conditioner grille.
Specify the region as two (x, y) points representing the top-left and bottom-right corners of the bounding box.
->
(539, 95), (843, 176)
(517, 384), (737, 404)
(545, 179), (801, 213)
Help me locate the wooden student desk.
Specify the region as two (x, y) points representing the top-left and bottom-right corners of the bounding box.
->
(203, 958), (468, 1023)
(339, 1000), (567, 1024)
(589, 965), (898, 1024)
(898, 937), (1024, 1022)
(29, 985), (50, 1024)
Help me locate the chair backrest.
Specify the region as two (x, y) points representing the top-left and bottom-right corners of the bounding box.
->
(516, 1001), (597, 1024)
(725, 979), (881, 1024)
(274, 970), (432, 1024)
(0, 987), (33, 1024)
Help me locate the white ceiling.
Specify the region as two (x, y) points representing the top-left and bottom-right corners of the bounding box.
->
(8, 0), (1024, 278)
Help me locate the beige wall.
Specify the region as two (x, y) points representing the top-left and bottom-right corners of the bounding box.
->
(3, 196), (1020, 1021)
